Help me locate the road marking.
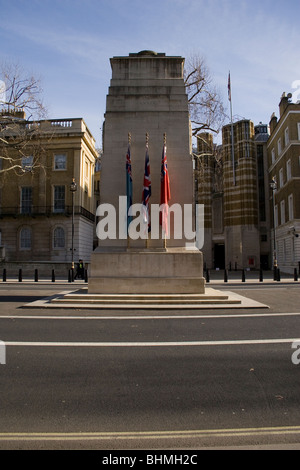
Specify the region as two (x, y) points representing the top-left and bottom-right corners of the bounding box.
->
(3, 338), (300, 347)
(1, 426), (300, 441)
(2, 312), (300, 320)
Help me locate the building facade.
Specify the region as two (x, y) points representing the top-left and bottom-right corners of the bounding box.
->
(267, 93), (300, 274)
(254, 122), (271, 270)
(0, 111), (98, 275)
(195, 119), (271, 271)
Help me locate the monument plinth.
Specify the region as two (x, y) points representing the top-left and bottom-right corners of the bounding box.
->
(89, 51), (205, 295)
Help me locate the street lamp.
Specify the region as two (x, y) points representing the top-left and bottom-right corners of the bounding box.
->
(70, 177), (77, 281)
(270, 176), (277, 280)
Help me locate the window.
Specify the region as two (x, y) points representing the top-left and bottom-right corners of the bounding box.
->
(244, 142), (250, 158)
(280, 200), (285, 225)
(53, 185), (65, 213)
(53, 227), (65, 248)
(22, 156), (33, 172)
(271, 148), (275, 164)
(54, 154), (67, 170)
(244, 122), (250, 140)
(278, 138), (282, 156)
(286, 159), (292, 180)
(20, 227), (32, 250)
(285, 127), (289, 146)
(21, 187), (32, 214)
(279, 168), (284, 188)
(288, 194), (294, 220)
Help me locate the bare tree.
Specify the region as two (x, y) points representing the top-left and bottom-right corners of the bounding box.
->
(184, 53), (227, 201)
(0, 62), (48, 175)
(184, 54), (226, 138)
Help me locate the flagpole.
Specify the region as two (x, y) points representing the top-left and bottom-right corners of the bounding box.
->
(145, 132), (149, 249)
(163, 133), (167, 250)
(127, 132), (131, 249)
(228, 71), (236, 186)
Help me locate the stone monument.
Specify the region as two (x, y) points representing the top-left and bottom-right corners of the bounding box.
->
(88, 51), (205, 295)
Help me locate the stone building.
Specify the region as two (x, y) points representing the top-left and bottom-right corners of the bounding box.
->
(195, 119), (271, 270)
(0, 111), (98, 276)
(254, 122), (271, 270)
(267, 93), (300, 274)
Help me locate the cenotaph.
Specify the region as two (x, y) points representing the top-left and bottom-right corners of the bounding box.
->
(88, 51), (205, 295)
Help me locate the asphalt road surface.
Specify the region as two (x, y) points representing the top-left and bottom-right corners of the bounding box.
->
(0, 279), (300, 450)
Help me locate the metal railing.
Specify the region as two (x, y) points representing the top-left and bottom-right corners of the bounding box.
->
(0, 205), (95, 222)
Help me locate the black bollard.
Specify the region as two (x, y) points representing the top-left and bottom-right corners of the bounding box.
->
(277, 268), (281, 282)
(259, 269), (263, 282)
(3, 269), (6, 282)
(242, 269), (246, 282)
(34, 269), (38, 282)
(294, 268), (298, 282)
(52, 269), (55, 282)
(224, 269), (228, 282)
(84, 269), (88, 283)
(68, 269), (72, 282)
(206, 269), (210, 283)
(18, 268), (22, 282)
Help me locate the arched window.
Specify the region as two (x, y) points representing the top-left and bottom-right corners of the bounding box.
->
(53, 226), (65, 248)
(20, 227), (32, 250)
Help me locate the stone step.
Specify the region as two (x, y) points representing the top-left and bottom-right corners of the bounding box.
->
(52, 297), (241, 305)
(23, 288), (269, 309)
(49, 288), (242, 307)
(54, 294), (230, 301)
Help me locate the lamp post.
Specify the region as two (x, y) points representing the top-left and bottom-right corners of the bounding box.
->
(70, 177), (77, 281)
(270, 176), (277, 280)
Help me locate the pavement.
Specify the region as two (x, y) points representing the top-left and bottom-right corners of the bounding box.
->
(1, 268), (298, 311)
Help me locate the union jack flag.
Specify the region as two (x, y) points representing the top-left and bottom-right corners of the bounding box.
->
(160, 143), (171, 235)
(228, 72), (231, 102)
(142, 145), (151, 232)
(126, 144), (133, 233)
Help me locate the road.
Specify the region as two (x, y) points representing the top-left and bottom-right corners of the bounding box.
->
(0, 279), (300, 450)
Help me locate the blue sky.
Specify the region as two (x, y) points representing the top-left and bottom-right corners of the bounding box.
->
(1, 0), (300, 146)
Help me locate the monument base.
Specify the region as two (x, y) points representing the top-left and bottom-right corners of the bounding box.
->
(88, 247), (205, 294)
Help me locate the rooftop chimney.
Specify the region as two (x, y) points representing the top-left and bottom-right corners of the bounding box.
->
(279, 92), (292, 117)
(269, 112), (278, 134)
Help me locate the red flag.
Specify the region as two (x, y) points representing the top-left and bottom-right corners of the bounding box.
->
(160, 143), (171, 235)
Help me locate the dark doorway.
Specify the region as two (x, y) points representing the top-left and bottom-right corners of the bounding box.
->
(260, 254), (269, 270)
(214, 244), (225, 269)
